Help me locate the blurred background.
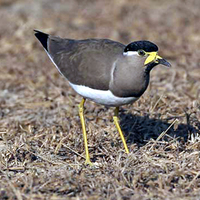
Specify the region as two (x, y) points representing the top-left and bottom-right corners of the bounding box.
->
(0, 0), (200, 199)
(0, 0), (199, 130)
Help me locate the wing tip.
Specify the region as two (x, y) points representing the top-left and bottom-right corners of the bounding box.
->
(34, 30), (49, 51)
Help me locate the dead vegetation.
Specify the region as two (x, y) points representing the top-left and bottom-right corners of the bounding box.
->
(0, 0), (200, 199)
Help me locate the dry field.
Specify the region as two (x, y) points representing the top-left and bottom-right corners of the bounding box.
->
(0, 0), (200, 199)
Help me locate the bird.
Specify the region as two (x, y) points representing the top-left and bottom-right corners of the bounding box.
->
(34, 30), (171, 165)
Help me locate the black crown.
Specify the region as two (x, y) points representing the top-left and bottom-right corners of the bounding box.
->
(124, 41), (158, 52)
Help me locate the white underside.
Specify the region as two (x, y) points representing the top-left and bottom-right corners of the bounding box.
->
(44, 48), (138, 107)
(69, 82), (138, 107)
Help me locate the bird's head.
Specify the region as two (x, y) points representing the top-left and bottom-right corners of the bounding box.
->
(123, 41), (171, 72)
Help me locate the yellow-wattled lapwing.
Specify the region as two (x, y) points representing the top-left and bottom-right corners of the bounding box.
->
(34, 30), (171, 165)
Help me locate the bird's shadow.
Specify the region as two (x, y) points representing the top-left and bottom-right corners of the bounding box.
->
(118, 108), (200, 147)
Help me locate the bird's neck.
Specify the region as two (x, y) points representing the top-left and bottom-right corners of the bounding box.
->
(109, 56), (149, 98)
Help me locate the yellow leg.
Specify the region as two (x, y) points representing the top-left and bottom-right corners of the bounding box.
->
(78, 98), (92, 165)
(113, 107), (129, 154)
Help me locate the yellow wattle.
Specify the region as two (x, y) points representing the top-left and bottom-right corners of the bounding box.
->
(144, 52), (163, 65)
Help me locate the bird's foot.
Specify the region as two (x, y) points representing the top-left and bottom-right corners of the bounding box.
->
(84, 159), (93, 166)
(84, 160), (101, 168)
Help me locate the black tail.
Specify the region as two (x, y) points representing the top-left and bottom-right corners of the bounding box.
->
(34, 30), (49, 51)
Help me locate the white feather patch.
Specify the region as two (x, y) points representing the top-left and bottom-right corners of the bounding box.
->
(123, 51), (138, 56)
(69, 82), (138, 107)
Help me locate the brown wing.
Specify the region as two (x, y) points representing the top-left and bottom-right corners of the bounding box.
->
(48, 37), (125, 90)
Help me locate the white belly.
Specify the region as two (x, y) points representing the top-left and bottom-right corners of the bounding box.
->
(69, 82), (138, 107)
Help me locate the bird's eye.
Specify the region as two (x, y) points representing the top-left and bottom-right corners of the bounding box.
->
(138, 50), (146, 56)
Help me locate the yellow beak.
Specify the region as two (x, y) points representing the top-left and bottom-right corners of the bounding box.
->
(144, 52), (162, 65)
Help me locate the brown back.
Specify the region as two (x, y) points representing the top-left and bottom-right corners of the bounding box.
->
(48, 36), (125, 90)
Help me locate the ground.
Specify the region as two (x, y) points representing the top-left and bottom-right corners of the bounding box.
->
(0, 0), (200, 199)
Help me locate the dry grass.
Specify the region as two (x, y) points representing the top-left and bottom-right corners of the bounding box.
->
(0, 0), (200, 199)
